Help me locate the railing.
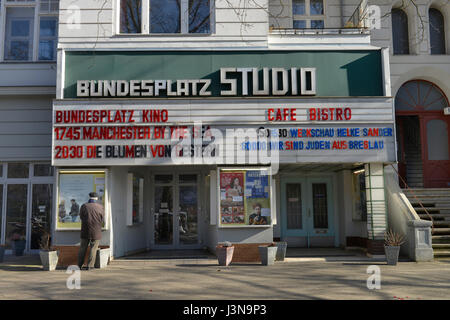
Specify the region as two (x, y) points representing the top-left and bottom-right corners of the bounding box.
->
(345, 0), (369, 29)
(389, 164), (435, 234)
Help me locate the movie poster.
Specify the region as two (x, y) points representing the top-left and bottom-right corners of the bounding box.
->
(219, 169), (271, 227)
(244, 170), (271, 225)
(219, 171), (245, 225)
(57, 171), (106, 230)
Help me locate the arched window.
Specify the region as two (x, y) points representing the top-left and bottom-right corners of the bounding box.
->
(429, 8), (446, 54)
(395, 80), (449, 111)
(392, 8), (410, 55)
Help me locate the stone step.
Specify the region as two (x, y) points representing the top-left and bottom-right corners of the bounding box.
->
(432, 244), (450, 249)
(433, 251), (450, 257)
(432, 235), (450, 243)
(404, 192), (450, 197)
(432, 228), (450, 235)
(413, 204), (437, 208)
(415, 207), (450, 211)
(417, 213), (450, 218)
(430, 221), (450, 227)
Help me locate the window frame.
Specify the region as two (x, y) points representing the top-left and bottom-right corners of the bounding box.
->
(391, 7), (410, 55)
(292, 0), (326, 29)
(428, 7), (446, 55)
(0, 162), (55, 252)
(0, 0), (58, 62)
(115, 0), (215, 36)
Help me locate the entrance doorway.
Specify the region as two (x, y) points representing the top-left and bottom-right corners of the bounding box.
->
(153, 173), (200, 249)
(395, 80), (450, 188)
(280, 177), (335, 247)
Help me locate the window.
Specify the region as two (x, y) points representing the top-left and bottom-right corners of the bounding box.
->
(292, 0), (325, 29)
(38, 17), (58, 60)
(429, 8), (446, 54)
(120, 0), (141, 33)
(2, 0), (58, 61)
(395, 80), (449, 112)
(7, 163), (29, 178)
(34, 163), (54, 176)
(4, 7), (34, 60)
(119, 0), (211, 34)
(392, 8), (410, 55)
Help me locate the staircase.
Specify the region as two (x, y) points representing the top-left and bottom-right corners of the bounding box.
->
(403, 188), (450, 258)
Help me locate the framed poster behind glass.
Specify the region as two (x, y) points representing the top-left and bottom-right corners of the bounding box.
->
(218, 168), (272, 227)
(56, 169), (108, 230)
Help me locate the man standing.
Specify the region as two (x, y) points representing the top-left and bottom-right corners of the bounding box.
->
(69, 199), (80, 222)
(77, 192), (104, 270)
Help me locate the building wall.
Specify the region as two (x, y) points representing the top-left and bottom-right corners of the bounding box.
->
(58, 0), (269, 50)
(368, 0), (450, 98)
(0, 95), (53, 161)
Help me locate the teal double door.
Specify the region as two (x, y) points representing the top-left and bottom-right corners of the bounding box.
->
(281, 177), (335, 247)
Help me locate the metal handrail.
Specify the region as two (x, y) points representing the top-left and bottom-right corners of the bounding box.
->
(390, 164), (435, 234)
(345, 0), (369, 29)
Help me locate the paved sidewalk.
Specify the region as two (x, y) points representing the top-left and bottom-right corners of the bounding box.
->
(0, 254), (450, 300)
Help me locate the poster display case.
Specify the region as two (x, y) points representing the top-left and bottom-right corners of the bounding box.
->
(127, 173), (144, 226)
(218, 167), (273, 227)
(56, 169), (108, 230)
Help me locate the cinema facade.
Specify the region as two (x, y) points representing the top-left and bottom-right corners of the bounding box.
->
(46, 47), (405, 261)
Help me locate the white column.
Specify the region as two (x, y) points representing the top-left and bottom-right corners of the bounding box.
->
(365, 163), (387, 241)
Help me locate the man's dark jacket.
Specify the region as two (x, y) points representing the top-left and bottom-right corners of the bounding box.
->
(80, 202), (104, 240)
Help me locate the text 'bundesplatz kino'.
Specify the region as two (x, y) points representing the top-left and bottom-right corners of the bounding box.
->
(0, 0), (448, 266)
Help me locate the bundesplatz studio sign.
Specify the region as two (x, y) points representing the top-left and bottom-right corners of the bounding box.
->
(63, 51), (384, 98)
(76, 67), (317, 98)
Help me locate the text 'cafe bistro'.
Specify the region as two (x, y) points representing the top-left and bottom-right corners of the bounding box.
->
(51, 50), (395, 263)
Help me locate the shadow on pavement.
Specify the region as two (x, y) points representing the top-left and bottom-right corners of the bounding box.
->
(0, 265), (43, 272)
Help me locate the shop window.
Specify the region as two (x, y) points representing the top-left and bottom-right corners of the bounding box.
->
(31, 184), (53, 249)
(155, 174), (173, 184)
(56, 170), (107, 230)
(2, 0), (58, 62)
(119, 0), (211, 34)
(179, 174), (197, 184)
(5, 184), (28, 249)
(352, 169), (367, 222)
(7, 163), (29, 179)
(293, 0), (325, 29)
(392, 8), (410, 55)
(429, 8), (446, 54)
(33, 163), (54, 177)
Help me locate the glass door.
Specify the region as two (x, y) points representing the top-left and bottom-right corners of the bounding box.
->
(281, 177), (334, 247)
(30, 184), (53, 250)
(154, 174), (174, 246)
(422, 115), (450, 187)
(178, 174), (199, 246)
(153, 173), (200, 249)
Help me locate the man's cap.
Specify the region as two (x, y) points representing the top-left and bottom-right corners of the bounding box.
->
(89, 192), (98, 198)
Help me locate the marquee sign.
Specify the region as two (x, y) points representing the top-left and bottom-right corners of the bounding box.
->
(52, 98), (396, 166)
